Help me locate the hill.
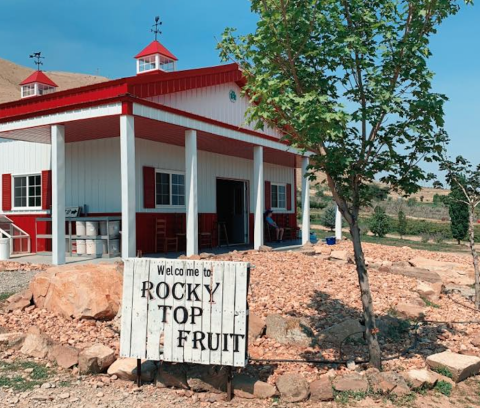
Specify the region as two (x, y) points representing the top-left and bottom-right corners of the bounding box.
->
(0, 57), (108, 104)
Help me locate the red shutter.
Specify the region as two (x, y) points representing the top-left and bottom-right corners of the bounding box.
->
(286, 183), (292, 211)
(143, 167), (155, 209)
(265, 181), (271, 210)
(41, 170), (52, 210)
(2, 174), (12, 211)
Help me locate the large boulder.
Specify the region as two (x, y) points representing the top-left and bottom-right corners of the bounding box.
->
(402, 369), (439, 389)
(426, 351), (480, 383)
(30, 264), (123, 320)
(107, 358), (156, 382)
(379, 264), (441, 283)
(265, 314), (314, 347)
(48, 345), (79, 369)
(409, 257), (473, 285)
(333, 373), (369, 393)
(20, 329), (54, 359)
(416, 281), (443, 302)
(310, 378), (334, 401)
(232, 374), (277, 399)
(78, 343), (116, 374)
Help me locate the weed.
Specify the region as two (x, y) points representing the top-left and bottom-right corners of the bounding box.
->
(434, 380), (453, 396)
(0, 360), (54, 391)
(432, 366), (453, 379)
(382, 319), (412, 342)
(58, 381), (71, 387)
(0, 292), (14, 302)
(387, 306), (399, 318)
(388, 392), (417, 407)
(420, 296), (441, 309)
(334, 390), (368, 404)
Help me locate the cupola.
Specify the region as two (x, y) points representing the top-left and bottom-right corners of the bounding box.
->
(134, 17), (177, 74)
(19, 52), (58, 98)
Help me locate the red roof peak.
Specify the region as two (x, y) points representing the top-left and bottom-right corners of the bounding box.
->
(134, 40), (178, 61)
(20, 71), (58, 87)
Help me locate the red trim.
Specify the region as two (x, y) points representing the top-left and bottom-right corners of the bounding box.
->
(265, 181), (271, 210)
(286, 183), (292, 211)
(143, 167), (156, 209)
(41, 170), (52, 210)
(2, 174), (12, 211)
(20, 71), (58, 87)
(122, 101), (133, 115)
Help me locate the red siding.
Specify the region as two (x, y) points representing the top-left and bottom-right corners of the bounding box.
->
(143, 167), (156, 209)
(265, 181), (271, 210)
(287, 183), (292, 211)
(6, 214), (50, 253)
(2, 174), (12, 211)
(41, 170), (52, 211)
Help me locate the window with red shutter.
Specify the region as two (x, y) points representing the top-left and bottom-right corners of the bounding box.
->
(2, 174), (12, 212)
(143, 167), (155, 209)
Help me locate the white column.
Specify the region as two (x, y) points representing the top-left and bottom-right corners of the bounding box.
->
(335, 204), (342, 241)
(185, 130), (198, 256)
(120, 115), (136, 258)
(51, 125), (66, 265)
(253, 146), (264, 250)
(301, 157), (310, 245)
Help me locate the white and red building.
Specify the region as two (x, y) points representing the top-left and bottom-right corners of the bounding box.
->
(0, 39), (311, 264)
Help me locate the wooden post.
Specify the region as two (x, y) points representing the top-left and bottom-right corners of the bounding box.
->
(226, 366), (233, 401)
(136, 359), (142, 387)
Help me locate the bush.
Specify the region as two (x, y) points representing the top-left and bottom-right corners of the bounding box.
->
(406, 197), (417, 207)
(420, 233), (430, 243)
(310, 200), (328, 209)
(369, 206), (391, 238)
(432, 232), (445, 244)
(320, 205), (337, 231)
(397, 210), (407, 238)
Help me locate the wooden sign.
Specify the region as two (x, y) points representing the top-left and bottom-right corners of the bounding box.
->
(120, 258), (250, 368)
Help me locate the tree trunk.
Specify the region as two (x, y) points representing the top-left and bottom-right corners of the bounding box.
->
(468, 205), (480, 309)
(349, 219), (382, 369)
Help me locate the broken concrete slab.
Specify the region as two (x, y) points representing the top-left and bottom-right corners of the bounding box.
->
(426, 351), (480, 383)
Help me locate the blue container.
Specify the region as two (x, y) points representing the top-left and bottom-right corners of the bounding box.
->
(310, 232), (318, 244)
(326, 236), (336, 246)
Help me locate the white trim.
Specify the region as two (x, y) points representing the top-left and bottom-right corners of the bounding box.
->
(301, 157), (310, 245)
(185, 129), (198, 256)
(133, 103), (307, 155)
(11, 173), (42, 211)
(253, 146), (264, 250)
(0, 103), (123, 134)
(52, 125), (66, 265)
(154, 169), (186, 209)
(270, 182), (287, 211)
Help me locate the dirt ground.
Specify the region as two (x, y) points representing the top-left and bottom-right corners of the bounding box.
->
(1, 240), (480, 407)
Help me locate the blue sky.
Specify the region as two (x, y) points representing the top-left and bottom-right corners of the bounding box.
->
(0, 0), (478, 183)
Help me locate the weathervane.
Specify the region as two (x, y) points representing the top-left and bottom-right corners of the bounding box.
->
(151, 16), (162, 41)
(29, 52), (44, 71)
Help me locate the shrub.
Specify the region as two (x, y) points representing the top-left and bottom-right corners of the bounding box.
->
(397, 210), (407, 238)
(320, 205), (337, 231)
(407, 197), (417, 207)
(432, 232), (445, 244)
(420, 233), (430, 243)
(369, 206), (391, 238)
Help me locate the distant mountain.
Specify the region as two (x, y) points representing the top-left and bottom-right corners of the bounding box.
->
(0, 57), (108, 104)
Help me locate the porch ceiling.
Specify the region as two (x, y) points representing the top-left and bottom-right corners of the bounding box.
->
(0, 115), (301, 167)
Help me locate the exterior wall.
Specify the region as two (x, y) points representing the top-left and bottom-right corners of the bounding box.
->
(145, 82), (283, 140)
(1, 137), (296, 254)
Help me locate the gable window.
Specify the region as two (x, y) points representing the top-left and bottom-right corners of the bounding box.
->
(271, 183), (286, 210)
(13, 174), (41, 209)
(21, 84), (35, 98)
(156, 171), (185, 207)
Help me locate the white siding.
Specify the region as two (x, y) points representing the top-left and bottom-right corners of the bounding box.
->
(1, 138), (294, 216)
(0, 140), (51, 214)
(145, 83), (283, 140)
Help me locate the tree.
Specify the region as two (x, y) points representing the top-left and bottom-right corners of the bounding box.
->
(370, 206), (391, 237)
(440, 156), (480, 308)
(398, 210), (407, 238)
(448, 182), (469, 244)
(219, 0), (469, 368)
(321, 204), (337, 231)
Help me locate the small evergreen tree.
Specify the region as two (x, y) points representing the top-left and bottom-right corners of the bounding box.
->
(370, 206), (391, 238)
(448, 179), (469, 244)
(320, 205), (337, 231)
(398, 210), (407, 239)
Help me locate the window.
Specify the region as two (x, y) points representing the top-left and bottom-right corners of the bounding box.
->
(138, 55), (156, 72)
(271, 183), (286, 210)
(155, 171), (185, 207)
(13, 174), (41, 208)
(38, 84), (55, 95)
(21, 84), (35, 98)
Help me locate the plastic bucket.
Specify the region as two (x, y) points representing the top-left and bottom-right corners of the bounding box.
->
(86, 221), (99, 237)
(0, 238), (10, 261)
(86, 239), (103, 256)
(76, 240), (86, 255)
(103, 239), (120, 255)
(76, 221), (86, 236)
(326, 236), (336, 246)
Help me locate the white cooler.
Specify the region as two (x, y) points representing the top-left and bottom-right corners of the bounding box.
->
(0, 238), (10, 261)
(86, 239), (103, 256)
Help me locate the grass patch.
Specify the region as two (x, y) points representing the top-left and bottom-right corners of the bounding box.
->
(334, 390), (369, 404)
(0, 292), (14, 302)
(421, 296), (441, 309)
(434, 380), (453, 397)
(382, 319), (412, 343)
(0, 360), (54, 391)
(432, 366), (453, 379)
(387, 393), (417, 407)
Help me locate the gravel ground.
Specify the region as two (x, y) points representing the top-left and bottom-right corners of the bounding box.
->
(0, 270), (40, 296)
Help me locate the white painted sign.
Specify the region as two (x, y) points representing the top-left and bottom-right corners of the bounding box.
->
(120, 258), (250, 367)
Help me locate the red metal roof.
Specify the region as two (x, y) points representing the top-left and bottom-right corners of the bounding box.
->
(19, 71), (58, 87)
(134, 40), (178, 61)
